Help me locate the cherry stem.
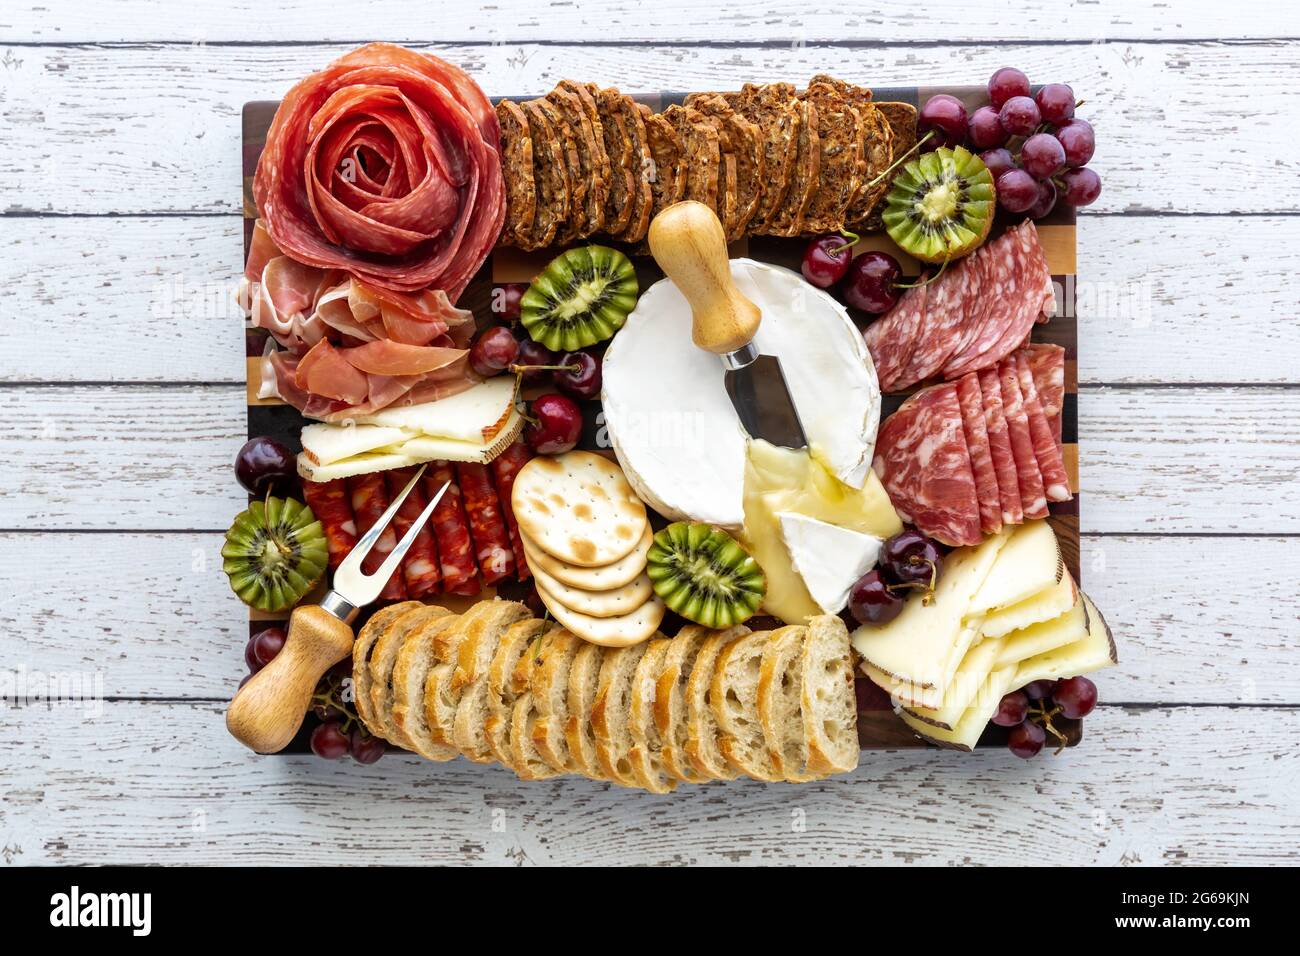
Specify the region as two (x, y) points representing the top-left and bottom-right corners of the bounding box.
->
(510, 363), (581, 375)
(894, 259), (949, 290)
(864, 130), (935, 189)
(827, 229), (860, 257)
(1074, 98), (1086, 109)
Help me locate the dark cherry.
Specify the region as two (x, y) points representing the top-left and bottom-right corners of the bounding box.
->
(469, 326), (519, 377)
(234, 436), (295, 496)
(1022, 679), (1059, 701)
(917, 94), (969, 150)
(847, 569), (905, 627)
(493, 283), (527, 322)
(980, 147), (1016, 181)
(801, 235), (854, 288)
(967, 106), (1008, 150)
(1053, 676), (1098, 719)
(1035, 83), (1076, 125)
(988, 67), (1031, 109)
(524, 393), (583, 455)
(842, 251), (902, 314)
(879, 530), (944, 590)
(1008, 719), (1046, 759)
(244, 626), (286, 673)
(310, 722), (351, 759)
(991, 690), (1030, 727)
(513, 338), (558, 383)
(554, 351), (602, 401)
(350, 729), (387, 764)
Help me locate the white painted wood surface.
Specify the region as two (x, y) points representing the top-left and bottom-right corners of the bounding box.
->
(1, 1), (1297, 866)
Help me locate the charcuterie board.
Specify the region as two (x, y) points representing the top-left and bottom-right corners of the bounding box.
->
(238, 85), (1083, 755)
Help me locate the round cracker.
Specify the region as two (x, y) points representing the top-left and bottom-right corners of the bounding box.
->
(520, 523), (652, 591)
(537, 590), (666, 648)
(511, 452), (647, 567)
(534, 566), (653, 619)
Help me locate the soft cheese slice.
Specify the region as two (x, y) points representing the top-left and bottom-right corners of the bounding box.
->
(298, 451), (421, 483)
(354, 377), (517, 443)
(903, 637), (1004, 731)
(965, 519), (1064, 619)
(851, 528), (1010, 689)
(899, 663), (1019, 751)
(993, 592), (1088, 667)
(777, 512), (883, 615)
(602, 259), (880, 528)
(1014, 593), (1117, 686)
(982, 571), (1077, 639)
(300, 423), (413, 467)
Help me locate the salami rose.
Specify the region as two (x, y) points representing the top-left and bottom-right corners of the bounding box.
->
(253, 43), (504, 301)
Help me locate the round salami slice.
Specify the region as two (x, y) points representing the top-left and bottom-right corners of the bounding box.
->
(864, 280), (927, 393)
(892, 263), (968, 390)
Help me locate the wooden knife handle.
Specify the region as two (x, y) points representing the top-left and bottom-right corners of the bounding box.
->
(225, 604), (354, 754)
(647, 200), (761, 355)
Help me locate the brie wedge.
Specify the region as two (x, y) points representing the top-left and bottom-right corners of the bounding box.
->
(777, 512), (883, 615)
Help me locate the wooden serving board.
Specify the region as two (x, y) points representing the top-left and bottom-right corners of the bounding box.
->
(240, 85), (1081, 753)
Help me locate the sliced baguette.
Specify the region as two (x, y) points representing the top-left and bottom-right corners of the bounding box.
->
(563, 641), (607, 779)
(449, 602), (534, 763)
(800, 614), (860, 776)
(590, 641), (651, 787)
(391, 612), (464, 760)
(626, 638), (677, 793)
(684, 626), (749, 780)
(423, 601), (525, 748)
(367, 605), (449, 745)
(479, 618), (549, 768)
(654, 626), (714, 784)
(351, 601), (422, 738)
(756, 624), (817, 782)
(529, 628), (585, 773)
(508, 692), (565, 780)
(712, 629), (783, 781)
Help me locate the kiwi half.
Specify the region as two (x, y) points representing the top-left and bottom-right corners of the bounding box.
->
(882, 146), (995, 264)
(520, 245), (639, 352)
(222, 496), (328, 613)
(646, 522), (766, 629)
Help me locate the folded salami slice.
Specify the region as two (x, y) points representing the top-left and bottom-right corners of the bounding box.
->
(348, 473), (408, 600)
(1020, 342), (1066, 444)
(1015, 352), (1072, 503)
(864, 279), (927, 392)
(302, 478), (358, 571)
(384, 468), (442, 598)
(893, 263), (967, 389)
(872, 381), (981, 547)
(955, 372), (1002, 536)
(975, 222), (1054, 367)
(977, 366), (1023, 526)
(997, 361), (1049, 520)
(455, 461), (516, 586)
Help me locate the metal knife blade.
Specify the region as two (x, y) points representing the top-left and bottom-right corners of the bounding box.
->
(722, 347), (808, 450)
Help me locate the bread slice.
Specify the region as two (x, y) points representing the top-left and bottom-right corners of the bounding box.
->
(508, 691), (565, 780)
(531, 96), (585, 244)
(800, 614), (860, 776)
(590, 641), (651, 787)
(799, 79), (865, 235)
(390, 612), (464, 761)
(367, 605), (449, 744)
(653, 626), (713, 784)
(351, 601), (422, 738)
(547, 81), (609, 237)
(699, 83), (799, 232)
(591, 86), (636, 237)
(495, 99), (536, 247)
(808, 76), (893, 227)
(563, 641), (607, 779)
(683, 626), (748, 781)
(598, 89), (654, 242)
(766, 98), (820, 236)
(482, 618), (549, 768)
(859, 101), (914, 232)
(520, 99), (570, 250)
(529, 628), (585, 773)
(626, 638), (677, 793)
(756, 624), (818, 782)
(663, 104), (719, 213)
(448, 601), (533, 763)
(712, 629), (783, 781)
(640, 104), (686, 223)
(423, 601), (526, 748)
(689, 94), (764, 240)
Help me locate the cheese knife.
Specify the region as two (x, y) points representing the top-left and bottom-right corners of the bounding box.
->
(226, 465), (450, 754)
(648, 201), (808, 450)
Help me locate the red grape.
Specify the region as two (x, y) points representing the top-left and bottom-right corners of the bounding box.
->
(996, 169), (1039, 214)
(1059, 167), (1102, 207)
(1053, 676), (1098, 719)
(991, 690), (1030, 727)
(1027, 179), (1058, 220)
(847, 569), (904, 626)
(554, 351), (602, 401)
(514, 339), (558, 383)
(980, 148), (1016, 180)
(1054, 118), (1095, 167)
(1020, 132), (1066, 180)
(879, 530), (943, 590)
(917, 94), (969, 150)
(493, 283), (527, 322)
(469, 326), (519, 377)
(524, 393), (583, 455)
(1035, 83), (1076, 124)
(967, 106), (1008, 150)
(1022, 679), (1058, 700)
(998, 96), (1041, 137)
(1008, 719), (1045, 759)
(842, 251), (902, 314)
(312, 700), (347, 723)
(801, 235), (854, 288)
(234, 436), (295, 496)
(988, 67), (1031, 109)
(310, 722), (350, 759)
(245, 626), (286, 673)
(350, 729), (387, 764)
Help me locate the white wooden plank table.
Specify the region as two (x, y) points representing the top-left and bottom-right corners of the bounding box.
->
(2, 0), (1299, 867)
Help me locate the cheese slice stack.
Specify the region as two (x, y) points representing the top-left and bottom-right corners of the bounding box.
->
(296, 378), (522, 481)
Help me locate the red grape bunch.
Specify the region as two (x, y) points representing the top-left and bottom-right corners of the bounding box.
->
(991, 675), (1099, 758)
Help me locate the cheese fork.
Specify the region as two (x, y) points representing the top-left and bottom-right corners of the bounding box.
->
(226, 465), (450, 754)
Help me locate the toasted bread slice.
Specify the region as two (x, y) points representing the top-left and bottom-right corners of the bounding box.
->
(521, 99), (570, 250)
(653, 626), (713, 784)
(529, 628), (585, 773)
(640, 104), (686, 224)
(767, 98), (820, 236)
(626, 638), (677, 793)
(697, 83), (799, 232)
(683, 626), (749, 780)
(800, 614), (860, 776)
(689, 94), (764, 240)
(481, 618), (549, 768)
(591, 641), (651, 787)
(591, 85), (636, 237)
(663, 104), (720, 214)
(495, 100), (536, 247)
(712, 629), (783, 781)
(799, 79), (865, 235)
(859, 101), (914, 232)
(367, 605), (449, 745)
(756, 624), (817, 782)
(391, 612), (464, 760)
(531, 96), (584, 244)
(351, 602), (422, 738)
(547, 81), (610, 237)
(448, 602), (533, 763)
(598, 89), (654, 242)
(563, 641), (607, 779)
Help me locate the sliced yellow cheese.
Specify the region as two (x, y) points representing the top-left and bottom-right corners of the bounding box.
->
(297, 450), (421, 482)
(966, 519), (1064, 618)
(861, 661), (937, 709)
(851, 528), (1010, 688)
(898, 663), (1019, 751)
(300, 423), (414, 467)
(904, 637), (1004, 731)
(354, 376), (517, 443)
(993, 591), (1088, 667)
(1014, 593), (1117, 686)
(981, 571), (1077, 639)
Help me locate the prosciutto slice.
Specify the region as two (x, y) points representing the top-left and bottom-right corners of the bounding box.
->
(253, 43), (504, 300)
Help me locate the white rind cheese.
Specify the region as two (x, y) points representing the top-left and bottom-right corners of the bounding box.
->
(776, 512), (883, 615)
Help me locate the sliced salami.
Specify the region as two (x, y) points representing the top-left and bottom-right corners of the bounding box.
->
(490, 441), (535, 580)
(892, 263), (967, 389)
(1020, 342), (1066, 444)
(455, 461), (516, 586)
(947, 243), (990, 361)
(384, 468), (442, 598)
(976, 366), (1023, 525)
(348, 473), (408, 600)
(864, 279), (927, 392)
(974, 222), (1053, 366)
(1015, 352), (1072, 503)
(997, 360), (1048, 520)
(302, 478), (358, 571)
(955, 372), (1002, 535)
(425, 462), (480, 596)
(872, 381), (981, 547)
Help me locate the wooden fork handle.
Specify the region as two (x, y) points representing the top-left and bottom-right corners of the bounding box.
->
(226, 604), (355, 754)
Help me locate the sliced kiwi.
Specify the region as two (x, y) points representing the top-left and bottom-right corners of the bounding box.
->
(882, 146), (995, 264)
(520, 244), (639, 352)
(646, 522), (766, 629)
(222, 496), (328, 613)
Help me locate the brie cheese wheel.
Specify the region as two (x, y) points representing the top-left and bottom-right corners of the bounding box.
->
(777, 512), (882, 615)
(601, 258), (881, 529)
